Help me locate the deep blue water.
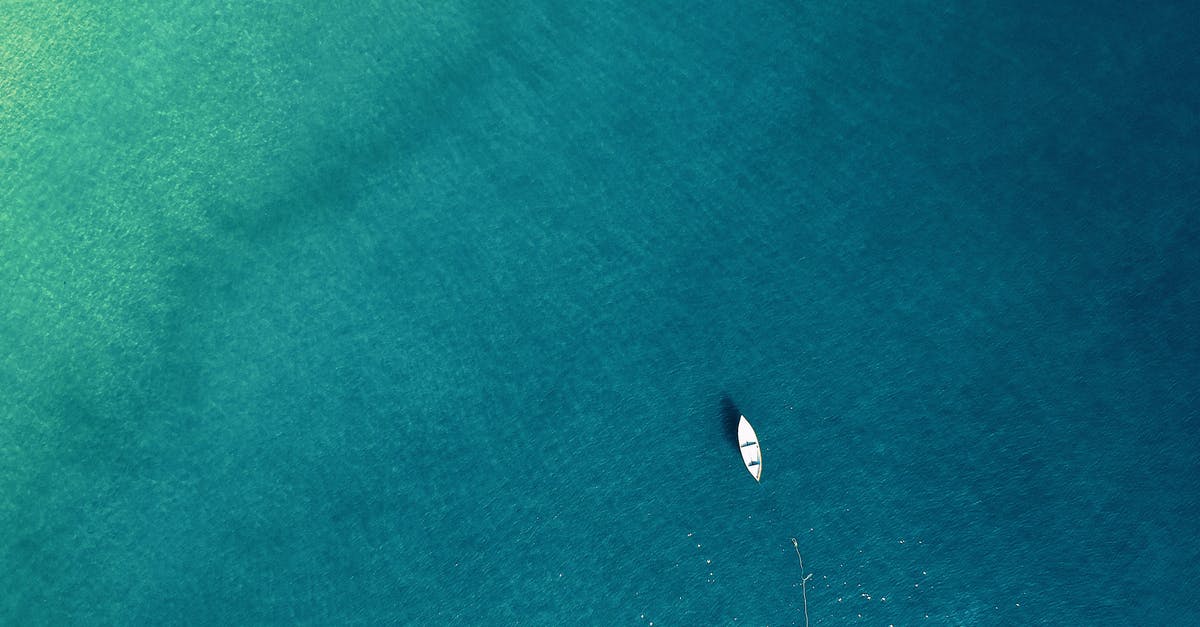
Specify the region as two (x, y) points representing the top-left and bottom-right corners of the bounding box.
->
(3, 1), (1198, 624)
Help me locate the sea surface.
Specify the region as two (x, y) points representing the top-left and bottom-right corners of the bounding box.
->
(3, 1), (1198, 624)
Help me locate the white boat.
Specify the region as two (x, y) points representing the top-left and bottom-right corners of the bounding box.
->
(738, 415), (762, 482)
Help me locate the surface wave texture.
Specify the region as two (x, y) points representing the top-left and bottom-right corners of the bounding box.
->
(3, 1), (1198, 624)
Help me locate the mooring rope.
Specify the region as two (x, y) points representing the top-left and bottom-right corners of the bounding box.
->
(791, 537), (812, 627)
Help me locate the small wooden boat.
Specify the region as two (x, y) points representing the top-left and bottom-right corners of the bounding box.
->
(738, 415), (762, 482)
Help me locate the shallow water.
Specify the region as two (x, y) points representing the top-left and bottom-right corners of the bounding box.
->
(3, 1), (1198, 623)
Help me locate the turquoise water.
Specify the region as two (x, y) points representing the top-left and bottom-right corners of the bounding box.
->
(3, 1), (1198, 624)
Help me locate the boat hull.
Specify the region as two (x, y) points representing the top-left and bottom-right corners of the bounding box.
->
(738, 415), (762, 482)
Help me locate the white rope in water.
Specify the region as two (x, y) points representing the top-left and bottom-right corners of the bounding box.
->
(791, 538), (812, 627)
